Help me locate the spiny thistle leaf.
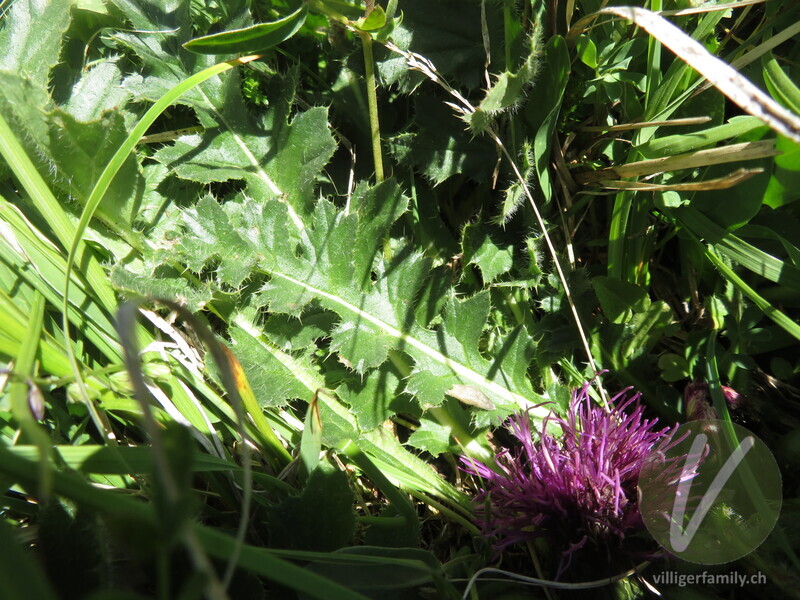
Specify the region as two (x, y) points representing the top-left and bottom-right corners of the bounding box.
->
(157, 179), (547, 426)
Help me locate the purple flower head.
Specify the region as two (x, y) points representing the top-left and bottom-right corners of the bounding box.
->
(461, 382), (680, 576)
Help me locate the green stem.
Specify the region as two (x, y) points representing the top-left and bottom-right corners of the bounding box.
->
(361, 32), (384, 182)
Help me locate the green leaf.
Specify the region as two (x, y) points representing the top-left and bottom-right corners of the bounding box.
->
(406, 417), (456, 456)
(267, 467), (355, 552)
(462, 224), (514, 283)
(593, 276), (649, 324)
(338, 363), (407, 431)
(658, 353), (690, 382)
(307, 547), (441, 595)
(763, 136), (800, 209)
(183, 6), (308, 55)
(762, 53), (800, 115)
(0, 0), (73, 90)
(527, 36), (569, 203)
(467, 32), (541, 132)
(61, 60), (132, 122)
(388, 96), (495, 185)
(46, 109), (145, 228)
(381, 0), (502, 90)
(263, 308), (337, 350)
(113, 6), (335, 218)
(0, 72), (55, 181)
(576, 35), (597, 69)
(228, 323), (313, 407)
(354, 6), (387, 32)
(110, 267), (214, 313)
(165, 182), (547, 416)
(153, 99), (335, 218)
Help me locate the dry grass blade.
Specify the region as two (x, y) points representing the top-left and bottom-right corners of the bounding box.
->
(568, 6), (800, 143)
(600, 167), (762, 191)
(574, 140), (778, 184)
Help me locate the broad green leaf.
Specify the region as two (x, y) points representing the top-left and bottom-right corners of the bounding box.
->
(338, 363), (407, 431)
(462, 224), (514, 284)
(230, 316), (467, 505)
(112, 3), (335, 217)
(153, 101), (335, 218)
(164, 182), (547, 417)
(0, 72), (55, 184)
(658, 353), (690, 382)
(381, 0), (502, 90)
(0, 0), (73, 90)
(61, 60), (133, 123)
(184, 6), (307, 54)
(576, 35), (597, 69)
(307, 547), (441, 594)
(46, 108), (145, 228)
(593, 276), (650, 324)
(388, 96), (495, 185)
(263, 308), (337, 350)
(406, 416), (457, 456)
(110, 267), (214, 312)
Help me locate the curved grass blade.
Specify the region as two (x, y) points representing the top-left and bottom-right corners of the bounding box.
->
(183, 7), (307, 54)
(60, 54), (261, 443)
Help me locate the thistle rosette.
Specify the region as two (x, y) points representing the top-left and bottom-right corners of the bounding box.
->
(461, 382), (681, 575)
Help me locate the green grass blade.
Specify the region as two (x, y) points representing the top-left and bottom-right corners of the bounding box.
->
(60, 55), (261, 440)
(0, 114), (117, 316)
(675, 206), (800, 292)
(703, 246), (800, 342)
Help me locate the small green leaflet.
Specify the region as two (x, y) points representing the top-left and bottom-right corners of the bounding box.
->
(183, 6), (308, 55)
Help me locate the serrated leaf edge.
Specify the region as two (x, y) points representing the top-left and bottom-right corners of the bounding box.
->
(267, 271), (549, 418)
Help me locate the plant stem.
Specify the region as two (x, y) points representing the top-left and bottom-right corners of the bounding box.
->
(361, 32), (384, 182)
